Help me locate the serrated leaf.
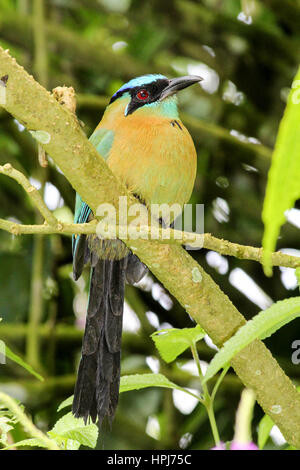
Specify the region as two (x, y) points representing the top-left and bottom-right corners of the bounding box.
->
(48, 434), (80, 450)
(120, 373), (185, 393)
(151, 325), (206, 363)
(262, 66), (300, 275)
(203, 297), (300, 383)
(57, 395), (73, 412)
(48, 412), (98, 449)
(64, 439), (81, 450)
(2, 438), (47, 450)
(258, 414), (274, 450)
(4, 345), (44, 382)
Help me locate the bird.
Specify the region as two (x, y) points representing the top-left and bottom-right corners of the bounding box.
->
(72, 73), (201, 426)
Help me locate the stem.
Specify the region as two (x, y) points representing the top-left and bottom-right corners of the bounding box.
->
(211, 365), (230, 404)
(0, 391), (60, 450)
(33, 0), (47, 87)
(190, 343), (220, 445)
(233, 388), (256, 444)
(17, 0), (29, 15)
(26, 232), (44, 371)
(25, 0), (49, 372)
(176, 385), (203, 402)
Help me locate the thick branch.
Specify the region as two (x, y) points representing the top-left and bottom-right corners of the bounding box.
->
(1, 47), (300, 447)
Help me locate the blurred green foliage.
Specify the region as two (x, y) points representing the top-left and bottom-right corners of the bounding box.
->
(0, 0), (300, 450)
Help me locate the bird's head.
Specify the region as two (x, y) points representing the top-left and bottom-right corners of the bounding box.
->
(108, 74), (202, 118)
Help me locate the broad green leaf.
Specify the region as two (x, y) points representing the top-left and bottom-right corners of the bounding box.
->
(57, 395), (73, 412)
(203, 297), (300, 383)
(262, 66), (300, 275)
(48, 412), (98, 449)
(151, 325), (206, 363)
(258, 414), (274, 449)
(2, 438), (47, 450)
(58, 372), (200, 414)
(4, 345), (44, 382)
(120, 373), (186, 393)
(64, 439), (81, 450)
(49, 435), (80, 450)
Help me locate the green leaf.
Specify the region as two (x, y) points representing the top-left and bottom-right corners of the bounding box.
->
(4, 345), (44, 382)
(57, 395), (73, 412)
(2, 438), (47, 450)
(258, 414), (274, 449)
(0, 416), (14, 445)
(58, 372), (202, 415)
(151, 325), (206, 363)
(48, 412), (98, 449)
(203, 297), (300, 383)
(120, 373), (186, 393)
(262, 66), (300, 275)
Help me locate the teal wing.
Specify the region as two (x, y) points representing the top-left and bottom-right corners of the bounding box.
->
(89, 128), (115, 160)
(72, 128), (114, 279)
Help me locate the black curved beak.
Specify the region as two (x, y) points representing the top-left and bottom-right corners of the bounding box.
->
(160, 75), (202, 101)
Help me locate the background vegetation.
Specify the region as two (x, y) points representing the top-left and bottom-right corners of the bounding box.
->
(0, 0), (300, 450)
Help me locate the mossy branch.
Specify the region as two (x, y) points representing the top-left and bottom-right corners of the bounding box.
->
(1, 46), (300, 448)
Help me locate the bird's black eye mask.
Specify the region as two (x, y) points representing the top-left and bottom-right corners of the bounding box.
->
(109, 79), (170, 116)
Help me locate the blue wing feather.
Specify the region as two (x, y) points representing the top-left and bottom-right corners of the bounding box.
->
(72, 127), (114, 264)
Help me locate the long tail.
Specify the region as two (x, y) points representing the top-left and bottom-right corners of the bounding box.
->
(72, 258), (126, 425)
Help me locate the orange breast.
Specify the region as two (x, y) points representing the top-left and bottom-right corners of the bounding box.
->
(98, 100), (197, 220)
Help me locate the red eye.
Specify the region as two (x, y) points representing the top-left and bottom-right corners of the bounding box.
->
(136, 89), (149, 100)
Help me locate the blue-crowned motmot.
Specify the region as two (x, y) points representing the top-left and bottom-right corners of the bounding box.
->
(72, 74), (201, 425)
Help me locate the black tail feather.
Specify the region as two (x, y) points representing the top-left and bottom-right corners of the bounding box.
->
(72, 258), (126, 425)
(125, 253), (148, 284)
(73, 234), (90, 281)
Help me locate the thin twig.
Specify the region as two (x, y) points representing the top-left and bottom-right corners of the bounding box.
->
(0, 214), (299, 269)
(0, 164), (58, 226)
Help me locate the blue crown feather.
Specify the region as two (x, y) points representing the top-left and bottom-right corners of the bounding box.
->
(111, 74), (167, 100)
